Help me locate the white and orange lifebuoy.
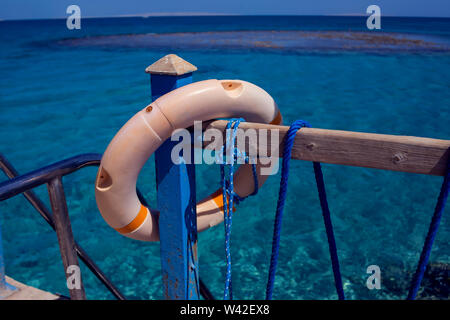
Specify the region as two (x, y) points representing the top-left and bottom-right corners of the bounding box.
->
(95, 79), (282, 241)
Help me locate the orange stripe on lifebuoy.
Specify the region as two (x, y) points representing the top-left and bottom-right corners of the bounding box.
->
(270, 110), (283, 125)
(211, 188), (236, 212)
(115, 204), (148, 234)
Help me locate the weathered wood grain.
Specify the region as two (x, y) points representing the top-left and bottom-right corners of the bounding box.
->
(203, 120), (450, 176)
(145, 54), (198, 76)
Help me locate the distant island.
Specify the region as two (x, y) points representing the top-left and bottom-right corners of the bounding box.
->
(59, 30), (450, 53)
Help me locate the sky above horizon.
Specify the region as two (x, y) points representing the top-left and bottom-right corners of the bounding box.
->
(1, 0), (449, 20)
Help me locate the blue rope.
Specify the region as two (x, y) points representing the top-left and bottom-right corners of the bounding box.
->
(312, 161), (345, 300)
(218, 118), (449, 301)
(407, 154), (450, 300)
(266, 120), (345, 300)
(221, 118), (259, 300)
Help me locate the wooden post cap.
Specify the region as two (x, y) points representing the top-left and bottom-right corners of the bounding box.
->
(145, 54), (197, 76)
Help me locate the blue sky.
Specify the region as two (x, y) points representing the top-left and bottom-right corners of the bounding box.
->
(1, 0), (449, 20)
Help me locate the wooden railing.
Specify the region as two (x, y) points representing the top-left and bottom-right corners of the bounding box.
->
(146, 54), (449, 300)
(203, 120), (450, 176)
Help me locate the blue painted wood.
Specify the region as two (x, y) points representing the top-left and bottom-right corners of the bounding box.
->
(152, 70), (199, 300)
(151, 74), (193, 100)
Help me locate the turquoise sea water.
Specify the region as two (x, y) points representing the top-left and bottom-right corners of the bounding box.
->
(0, 16), (449, 300)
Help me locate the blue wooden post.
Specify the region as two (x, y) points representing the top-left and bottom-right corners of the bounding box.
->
(146, 54), (200, 300)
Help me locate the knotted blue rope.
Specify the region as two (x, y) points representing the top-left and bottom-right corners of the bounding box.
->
(407, 153), (450, 300)
(266, 120), (345, 300)
(221, 118), (259, 300)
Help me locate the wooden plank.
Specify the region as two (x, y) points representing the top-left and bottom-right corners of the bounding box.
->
(148, 54), (199, 300)
(4, 276), (59, 300)
(203, 120), (450, 176)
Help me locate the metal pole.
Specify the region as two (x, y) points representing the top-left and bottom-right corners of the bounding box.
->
(146, 54), (200, 300)
(0, 217), (16, 299)
(47, 176), (86, 300)
(0, 155), (125, 299)
(0, 221), (7, 294)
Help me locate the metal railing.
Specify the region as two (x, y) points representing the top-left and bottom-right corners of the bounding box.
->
(0, 153), (214, 300)
(0, 153), (121, 299)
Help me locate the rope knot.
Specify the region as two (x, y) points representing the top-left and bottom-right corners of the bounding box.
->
(221, 118), (259, 300)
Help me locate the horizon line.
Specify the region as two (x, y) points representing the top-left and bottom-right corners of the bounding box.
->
(1, 13), (450, 22)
